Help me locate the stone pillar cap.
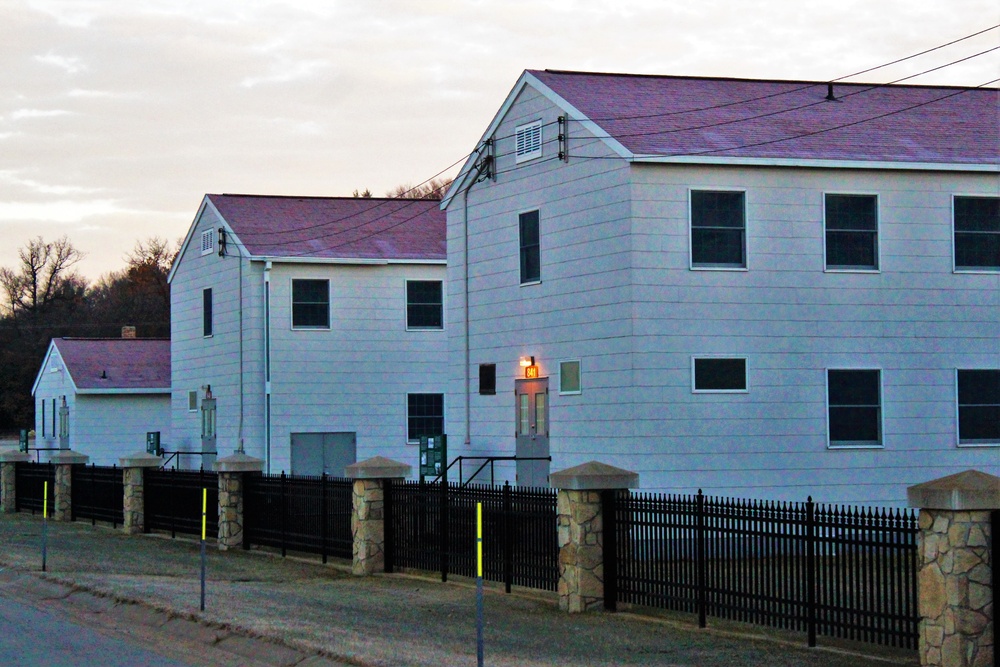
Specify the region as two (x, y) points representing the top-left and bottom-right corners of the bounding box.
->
(215, 451), (265, 473)
(346, 456), (411, 480)
(550, 461), (639, 490)
(49, 450), (90, 465)
(907, 469), (1000, 510)
(0, 448), (32, 463)
(119, 451), (164, 468)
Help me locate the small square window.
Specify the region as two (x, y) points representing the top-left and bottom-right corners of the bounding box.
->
(560, 360), (582, 394)
(188, 391), (198, 412)
(957, 369), (1000, 445)
(479, 364), (497, 395)
(515, 121), (542, 163)
(203, 288), (213, 337)
(954, 196), (1000, 271)
(693, 357), (747, 392)
(406, 280), (443, 329)
(825, 194), (878, 270)
(519, 210), (540, 284)
(292, 279), (330, 329)
(200, 229), (215, 256)
(691, 190), (745, 268)
(407, 393), (444, 442)
(827, 369), (882, 447)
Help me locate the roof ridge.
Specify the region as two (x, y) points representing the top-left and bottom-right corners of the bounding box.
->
(536, 68), (998, 92)
(214, 193), (438, 203)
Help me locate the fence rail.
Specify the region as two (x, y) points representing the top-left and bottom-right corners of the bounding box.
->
(71, 464), (124, 527)
(386, 480), (558, 592)
(145, 468), (218, 538)
(609, 490), (918, 649)
(243, 472), (353, 561)
(14, 462), (55, 515)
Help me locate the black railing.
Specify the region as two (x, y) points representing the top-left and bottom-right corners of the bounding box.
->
(14, 462), (55, 515)
(71, 464), (124, 527)
(610, 490), (918, 649)
(145, 468), (218, 538)
(386, 480), (558, 592)
(243, 472), (353, 561)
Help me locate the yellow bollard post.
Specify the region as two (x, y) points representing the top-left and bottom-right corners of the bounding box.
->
(200, 487), (207, 611)
(476, 501), (484, 667)
(42, 481), (48, 572)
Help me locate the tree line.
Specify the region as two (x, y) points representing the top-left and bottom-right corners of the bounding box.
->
(0, 236), (174, 433)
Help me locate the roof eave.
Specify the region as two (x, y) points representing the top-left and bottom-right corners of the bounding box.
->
(76, 387), (171, 395)
(631, 155), (1000, 172)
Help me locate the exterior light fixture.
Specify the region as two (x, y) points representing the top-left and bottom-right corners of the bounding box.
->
(519, 356), (535, 368)
(520, 356), (539, 379)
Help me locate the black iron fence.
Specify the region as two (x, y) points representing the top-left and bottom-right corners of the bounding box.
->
(14, 462), (55, 515)
(243, 472), (353, 561)
(71, 464), (124, 527)
(145, 467), (218, 538)
(608, 490), (918, 649)
(386, 480), (558, 592)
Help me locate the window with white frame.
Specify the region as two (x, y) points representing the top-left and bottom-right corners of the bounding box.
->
(693, 357), (747, 392)
(953, 196), (1000, 271)
(406, 280), (443, 330)
(479, 364), (497, 395)
(407, 393), (444, 442)
(560, 360), (582, 394)
(188, 391), (198, 412)
(827, 369), (882, 447)
(690, 190), (746, 268)
(825, 194), (878, 270)
(957, 369), (1000, 445)
(200, 229), (215, 256)
(291, 279), (330, 329)
(515, 121), (542, 163)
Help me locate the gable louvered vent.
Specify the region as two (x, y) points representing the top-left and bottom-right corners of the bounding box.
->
(515, 121), (542, 163)
(201, 229), (215, 256)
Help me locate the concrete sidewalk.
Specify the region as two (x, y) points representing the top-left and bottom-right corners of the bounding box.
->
(0, 513), (917, 667)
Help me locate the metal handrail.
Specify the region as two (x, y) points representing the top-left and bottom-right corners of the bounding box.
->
(430, 455), (552, 487)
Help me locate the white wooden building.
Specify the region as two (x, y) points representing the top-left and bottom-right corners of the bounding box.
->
(168, 194), (448, 475)
(31, 337), (171, 465)
(442, 70), (1000, 505)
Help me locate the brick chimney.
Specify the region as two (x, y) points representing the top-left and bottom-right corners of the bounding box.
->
(121, 326), (136, 339)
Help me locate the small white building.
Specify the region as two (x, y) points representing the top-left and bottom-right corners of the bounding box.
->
(442, 70), (1000, 505)
(168, 194), (448, 475)
(31, 337), (171, 465)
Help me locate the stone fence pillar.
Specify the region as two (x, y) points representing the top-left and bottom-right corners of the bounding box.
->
(0, 449), (31, 513)
(346, 456), (411, 576)
(50, 450), (89, 521)
(215, 452), (264, 551)
(908, 470), (997, 667)
(550, 461), (639, 613)
(119, 452), (163, 535)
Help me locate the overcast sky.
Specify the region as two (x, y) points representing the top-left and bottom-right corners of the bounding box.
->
(2, 0), (998, 281)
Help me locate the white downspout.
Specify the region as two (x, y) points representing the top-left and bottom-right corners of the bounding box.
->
(264, 260), (272, 473)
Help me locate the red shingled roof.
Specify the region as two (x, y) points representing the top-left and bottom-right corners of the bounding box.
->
(208, 195), (446, 261)
(54, 338), (171, 391)
(529, 70), (999, 164)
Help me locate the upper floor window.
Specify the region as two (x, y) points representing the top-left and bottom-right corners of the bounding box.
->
(292, 279), (330, 329)
(479, 364), (497, 395)
(559, 360), (582, 395)
(690, 190), (746, 269)
(200, 229), (215, 256)
(957, 369), (1000, 446)
(827, 369), (882, 448)
(202, 288), (213, 337)
(954, 196), (1000, 271)
(825, 194), (878, 270)
(406, 280), (443, 330)
(515, 121), (542, 163)
(693, 357), (748, 393)
(519, 210), (540, 284)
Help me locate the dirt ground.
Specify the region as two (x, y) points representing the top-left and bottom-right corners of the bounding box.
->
(0, 512), (918, 667)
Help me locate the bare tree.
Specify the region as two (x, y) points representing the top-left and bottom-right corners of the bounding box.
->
(385, 177), (454, 200)
(0, 236), (86, 315)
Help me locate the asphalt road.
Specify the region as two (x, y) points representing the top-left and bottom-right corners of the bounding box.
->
(0, 585), (192, 667)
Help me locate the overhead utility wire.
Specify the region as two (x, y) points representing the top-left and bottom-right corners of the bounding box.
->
(579, 24), (1000, 123)
(569, 46), (1000, 143)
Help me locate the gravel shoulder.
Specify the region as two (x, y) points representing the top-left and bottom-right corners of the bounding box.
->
(0, 513), (918, 667)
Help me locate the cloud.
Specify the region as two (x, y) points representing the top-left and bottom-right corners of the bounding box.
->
(0, 199), (127, 223)
(8, 109), (74, 121)
(34, 52), (86, 73)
